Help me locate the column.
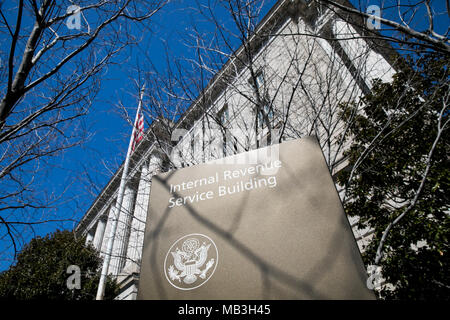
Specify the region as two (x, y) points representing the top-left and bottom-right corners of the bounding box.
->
(92, 216), (107, 251)
(100, 204), (116, 270)
(124, 156), (162, 273)
(124, 163), (150, 273)
(111, 184), (136, 276)
(85, 230), (94, 246)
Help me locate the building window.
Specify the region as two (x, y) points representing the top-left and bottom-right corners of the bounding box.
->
(233, 137), (238, 154)
(178, 150), (185, 168)
(257, 103), (274, 129)
(218, 104), (229, 125)
(255, 72), (264, 90)
(217, 105), (229, 157)
(250, 70), (265, 91)
(223, 133), (227, 157)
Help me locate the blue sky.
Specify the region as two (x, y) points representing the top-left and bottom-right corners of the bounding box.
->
(0, 0), (448, 271)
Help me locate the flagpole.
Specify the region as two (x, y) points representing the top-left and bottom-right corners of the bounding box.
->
(96, 84), (145, 300)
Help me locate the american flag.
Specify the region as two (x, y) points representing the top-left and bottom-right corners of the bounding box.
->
(132, 111), (144, 152)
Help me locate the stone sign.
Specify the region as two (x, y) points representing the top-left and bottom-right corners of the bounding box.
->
(137, 137), (374, 299)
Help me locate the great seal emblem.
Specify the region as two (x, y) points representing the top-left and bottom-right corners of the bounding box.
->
(164, 233), (218, 290)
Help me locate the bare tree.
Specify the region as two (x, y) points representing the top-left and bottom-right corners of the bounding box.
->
(0, 0), (167, 263)
(136, 0), (395, 174)
(315, 0), (450, 54)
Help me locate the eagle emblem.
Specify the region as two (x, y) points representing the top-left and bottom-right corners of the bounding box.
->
(164, 234), (218, 290)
